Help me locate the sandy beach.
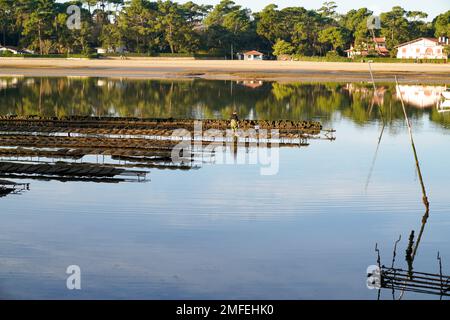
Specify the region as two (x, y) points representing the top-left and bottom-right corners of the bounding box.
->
(0, 58), (449, 83)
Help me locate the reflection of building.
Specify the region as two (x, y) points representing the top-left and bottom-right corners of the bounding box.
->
(0, 77), (20, 90)
(437, 99), (450, 113)
(396, 85), (447, 108)
(343, 83), (387, 105)
(236, 80), (264, 89)
(396, 37), (448, 60)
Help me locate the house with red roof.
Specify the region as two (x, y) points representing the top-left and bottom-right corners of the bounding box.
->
(373, 37), (389, 56)
(345, 37), (389, 58)
(242, 50), (264, 61)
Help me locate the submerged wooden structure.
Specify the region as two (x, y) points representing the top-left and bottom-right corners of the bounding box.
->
(0, 115), (333, 187)
(379, 266), (450, 297)
(0, 115), (324, 137)
(0, 179), (29, 198)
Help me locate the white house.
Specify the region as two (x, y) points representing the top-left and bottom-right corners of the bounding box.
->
(242, 50), (264, 61)
(0, 46), (20, 54)
(96, 46), (127, 54)
(396, 37), (448, 59)
(0, 46), (35, 55)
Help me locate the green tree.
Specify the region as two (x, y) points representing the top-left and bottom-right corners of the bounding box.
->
(318, 26), (346, 51)
(21, 0), (56, 54)
(339, 8), (373, 47)
(117, 0), (159, 53)
(434, 10), (450, 37)
(203, 0), (253, 53)
(157, 1), (200, 53)
(272, 39), (294, 57)
(0, 0), (14, 46)
(380, 6), (411, 50)
(318, 1), (338, 19)
(255, 4), (286, 46)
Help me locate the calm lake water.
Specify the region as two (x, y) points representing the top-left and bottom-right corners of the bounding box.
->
(1, 77), (450, 299)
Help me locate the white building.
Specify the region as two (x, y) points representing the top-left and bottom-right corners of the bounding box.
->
(96, 46), (127, 54)
(0, 46), (35, 55)
(241, 50), (264, 61)
(0, 46), (20, 54)
(396, 37), (448, 60)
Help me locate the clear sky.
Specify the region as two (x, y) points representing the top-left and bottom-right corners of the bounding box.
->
(188, 0), (449, 20)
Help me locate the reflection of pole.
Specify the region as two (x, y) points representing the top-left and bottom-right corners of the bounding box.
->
(365, 62), (386, 190)
(365, 122), (385, 191)
(395, 76), (430, 261)
(368, 61), (385, 123)
(368, 61), (376, 92)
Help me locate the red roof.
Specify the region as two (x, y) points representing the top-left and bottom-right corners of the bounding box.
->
(377, 47), (389, 53)
(373, 37), (386, 43)
(244, 50), (264, 56)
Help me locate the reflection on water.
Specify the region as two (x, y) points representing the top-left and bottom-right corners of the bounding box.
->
(1, 77), (450, 129)
(1, 77), (450, 299)
(373, 82), (440, 299)
(396, 85), (447, 109)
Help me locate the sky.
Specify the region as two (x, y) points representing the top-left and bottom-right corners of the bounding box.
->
(188, 0), (450, 20)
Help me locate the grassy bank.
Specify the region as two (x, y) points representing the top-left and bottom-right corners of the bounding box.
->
(291, 55), (449, 64)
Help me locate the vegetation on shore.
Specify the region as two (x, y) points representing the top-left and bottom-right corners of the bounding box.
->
(0, 1), (449, 59)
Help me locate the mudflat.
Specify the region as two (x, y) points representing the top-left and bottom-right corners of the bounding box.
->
(0, 58), (449, 83)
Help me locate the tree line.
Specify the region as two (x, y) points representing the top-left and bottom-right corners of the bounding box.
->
(0, 0), (449, 57)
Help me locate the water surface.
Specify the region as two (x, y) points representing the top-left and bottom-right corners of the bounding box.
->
(1, 77), (450, 299)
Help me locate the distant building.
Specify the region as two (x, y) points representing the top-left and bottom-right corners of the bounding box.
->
(96, 47), (107, 54)
(373, 37), (389, 56)
(345, 37), (389, 58)
(241, 50), (264, 61)
(396, 37), (448, 59)
(0, 46), (34, 55)
(0, 46), (20, 55)
(96, 46), (127, 55)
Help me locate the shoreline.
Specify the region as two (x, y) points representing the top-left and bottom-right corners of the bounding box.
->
(0, 58), (449, 83)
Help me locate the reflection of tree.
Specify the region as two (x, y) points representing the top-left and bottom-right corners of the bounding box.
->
(0, 78), (448, 130)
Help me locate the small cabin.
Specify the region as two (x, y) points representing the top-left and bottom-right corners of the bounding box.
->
(242, 50), (264, 61)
